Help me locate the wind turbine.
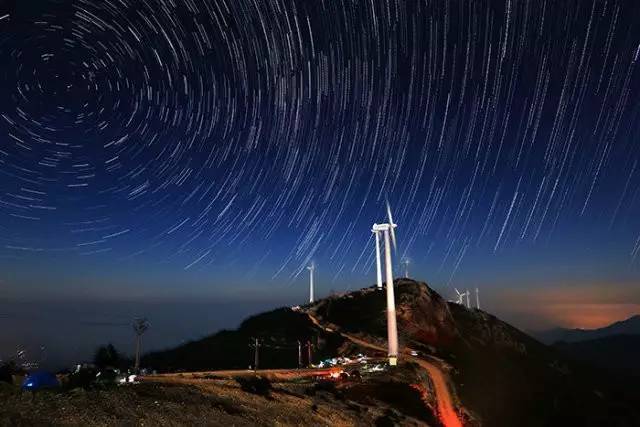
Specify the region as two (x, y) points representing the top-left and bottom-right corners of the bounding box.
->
(307, 263), (315, 304)
(401, 258), (410, 278)
(465, 290), (471, 308)
(475, 287), (480, 310)
(454, 288), (464, 304)
(372, 202), (399, 366)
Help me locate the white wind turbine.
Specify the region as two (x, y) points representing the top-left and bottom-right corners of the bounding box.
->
(454, 288), (464, 305)
(465, 290), (471, 308)
(371, 202), (399, 366)
(307, 263), (315, 304)
(475, 287), (480, 310)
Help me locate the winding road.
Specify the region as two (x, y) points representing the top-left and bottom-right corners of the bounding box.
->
(306, 312), (463, 427)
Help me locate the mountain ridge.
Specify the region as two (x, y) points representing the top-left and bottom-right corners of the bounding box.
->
(533, 314), (640, 344)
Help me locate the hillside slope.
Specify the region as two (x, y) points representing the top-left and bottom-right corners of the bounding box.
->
(553, 334), (640, 377)
(143, 308), (346, 371)
(0, 372), (436, 426)
(446, 302), (640, 426)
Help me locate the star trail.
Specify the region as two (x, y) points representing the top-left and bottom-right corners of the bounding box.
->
(0, 0), (639, 303)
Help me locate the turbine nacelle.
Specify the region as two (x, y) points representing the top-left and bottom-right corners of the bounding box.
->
(372, 223), (392, 232)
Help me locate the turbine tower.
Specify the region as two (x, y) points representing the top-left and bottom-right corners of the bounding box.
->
(475, 287), (480, 309)
(401, 258), (410, 278)
(372, 202), (399, 366)
(307, 263), (315, 304)
(371, 227), (383, 290)
(465, 290), (471, 308)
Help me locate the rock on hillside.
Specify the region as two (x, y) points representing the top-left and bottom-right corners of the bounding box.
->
(310, 278), (459, 350)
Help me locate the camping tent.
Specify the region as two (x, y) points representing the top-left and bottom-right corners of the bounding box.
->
(22, 371), (59, 391)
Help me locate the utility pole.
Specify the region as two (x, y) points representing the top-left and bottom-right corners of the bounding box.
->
(253, 338), (260, 371)
(297, 340), (302, 368)
(133, 318), (149, 372)
(135, 338), (140, 370)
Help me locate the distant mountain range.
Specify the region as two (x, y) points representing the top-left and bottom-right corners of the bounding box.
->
(531, 315), (640, 378)
(533, 315), (640, 344)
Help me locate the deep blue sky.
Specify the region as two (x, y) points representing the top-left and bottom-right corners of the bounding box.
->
(1, 0), (640, 365)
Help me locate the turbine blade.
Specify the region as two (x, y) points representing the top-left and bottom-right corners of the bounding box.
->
(390, 226), (397, 251)
(386, 201), (398, 250)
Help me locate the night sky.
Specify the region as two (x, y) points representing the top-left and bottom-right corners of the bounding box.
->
(1, 0), (640, 362)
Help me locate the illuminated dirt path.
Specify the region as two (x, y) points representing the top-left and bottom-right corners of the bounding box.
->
(306, 312), (463, 427)
(410, 357), (463, 427)
(145, 367), (340, 382)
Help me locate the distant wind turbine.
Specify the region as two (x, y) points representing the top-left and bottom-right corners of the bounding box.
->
(401, 258), (410, 278)
(454, 288), (464, 305)
(372, 202), (399, 366)
(475, 287), (480, 310)
(307, 263), (315, 304)
(454, 288), (471, 308)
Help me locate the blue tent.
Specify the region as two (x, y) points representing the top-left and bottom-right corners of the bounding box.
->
(22, 371), (59, 391)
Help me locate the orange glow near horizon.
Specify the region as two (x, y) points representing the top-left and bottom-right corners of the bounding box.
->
(540, 303), (640, 329)
(493, 284), (640, 330)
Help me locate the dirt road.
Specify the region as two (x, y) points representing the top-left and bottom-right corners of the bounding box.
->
(410, 357), (463, 427)
(145, 367), (339, 382)
(306, 312), (463, 427)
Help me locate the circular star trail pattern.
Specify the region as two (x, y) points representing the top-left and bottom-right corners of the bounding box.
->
(0, 0), (639, 288)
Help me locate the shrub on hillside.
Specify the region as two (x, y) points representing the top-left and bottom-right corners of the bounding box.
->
(235, 376), (272, 397)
